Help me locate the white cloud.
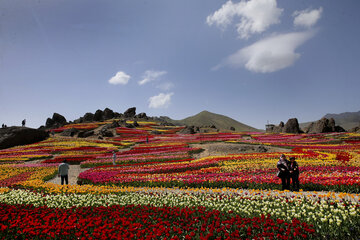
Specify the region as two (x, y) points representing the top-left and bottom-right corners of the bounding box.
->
(157, 82), (175, 91)
(108, 71), (130, 85)
(221, 31), (315, 73)
(206, 0), (283, 39)
(293, 7), (323, 28)
(148, 92), (174, 109)
(138, 70), (167, 85)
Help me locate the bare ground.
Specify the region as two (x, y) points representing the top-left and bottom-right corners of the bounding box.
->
(191, 142), (291, 158)
(47, 165), (89, 185)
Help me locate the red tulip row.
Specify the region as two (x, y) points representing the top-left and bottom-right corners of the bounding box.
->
(0, 203), (315, 240)
(0, 172), (31, 187)
(52, 123), (100, 133)
(42, 155), (99, 164)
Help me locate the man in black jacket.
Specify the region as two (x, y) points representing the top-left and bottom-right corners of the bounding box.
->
(289, 157), (300, 191)
(277, 154), (290, 190)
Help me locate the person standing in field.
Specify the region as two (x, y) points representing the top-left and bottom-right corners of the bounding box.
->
(112, 150), (116, 165)
(289, 156), (300, 191)
(22, 119), (26, 127)
(58, 159), (70, 185)
(277, 154), (290, 190)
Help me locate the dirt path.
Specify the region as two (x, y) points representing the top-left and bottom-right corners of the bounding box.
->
(47, 165), (89, 185)
(191, 142), (291, 158)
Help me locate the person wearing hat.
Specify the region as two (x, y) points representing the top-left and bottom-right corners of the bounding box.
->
(289, 157), (300, 191)
(277, 154), (290, 190)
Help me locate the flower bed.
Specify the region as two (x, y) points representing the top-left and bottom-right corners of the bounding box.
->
(0, 203), (315, 240)
(1, 124), (360, 239)
(0, 188), (358, 239)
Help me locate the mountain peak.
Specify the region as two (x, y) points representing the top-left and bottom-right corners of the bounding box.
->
(176, 110), (258, 132)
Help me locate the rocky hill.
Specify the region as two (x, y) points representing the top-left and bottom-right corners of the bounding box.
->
(300, 110), (360, 131)
(160, 110), (259, 132)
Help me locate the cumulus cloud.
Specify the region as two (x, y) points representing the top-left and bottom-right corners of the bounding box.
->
(138, 70), (167, 85)
(108, 71), (130, 85)
(148, 92), (174, 109)
(293, 7), (323, 28)
(220, 31), (315, 73)
(206, 0), (283, 39)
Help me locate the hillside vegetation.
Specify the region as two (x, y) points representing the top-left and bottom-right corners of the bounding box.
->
(167, 110), (259, 132)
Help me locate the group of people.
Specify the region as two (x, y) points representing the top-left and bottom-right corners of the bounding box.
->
(277, 154), (300, 191)
(1, 119), (26, 129)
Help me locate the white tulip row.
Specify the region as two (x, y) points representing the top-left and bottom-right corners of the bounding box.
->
(0, 188), (359, 237)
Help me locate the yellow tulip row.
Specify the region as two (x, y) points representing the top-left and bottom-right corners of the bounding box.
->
(0, 165), (57, 183)
(14, 179), (360, 203)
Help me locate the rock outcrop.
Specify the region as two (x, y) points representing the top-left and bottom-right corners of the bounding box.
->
(60, 128), (78, 137)
(179, 126), (196, 134)
(103, 108), (115, 120)
(266, 119), (302, 133)
(124, 107), (136, 118)
(71, 107), (144, 124)
(0, 127), (49, 149)
(136, 112), (148, 119)
(46, 113), (67, 128)
(305, 118), (346, 133)
(94, 110), (104, 122)
(78, 130), (94, 138)
(100, 125), (114, 137)
(283, 118), (302, 134)
(83, 113), (95, 122)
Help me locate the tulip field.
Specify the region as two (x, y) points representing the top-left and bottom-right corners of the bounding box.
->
(0, 120), (360, 239)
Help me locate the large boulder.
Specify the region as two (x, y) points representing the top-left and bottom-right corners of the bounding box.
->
(108, 121), (120, 129)
(0, 127), (49, 149)
(267, 120), (301, 133)
(94, 110), (104, 122)
(114, 112), (123, 118)
(100, 126), (114, 137)
(283, 118), (302, 133)
(83, 113), (94, 122)
(136, 112), (148, 119)
(53, 113), (66, 124)
(78, 130), (94, 138)
(103, 108), (115, 120)
(60, 128), (78, 137)
(124, 107), (136, 118)
(45, 118), (55, 128)
(46, 113), (67, 128)
(305, 118), (345, 133)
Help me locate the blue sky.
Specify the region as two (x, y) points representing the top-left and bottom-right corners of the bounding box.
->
(1, 0), (359, 130)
